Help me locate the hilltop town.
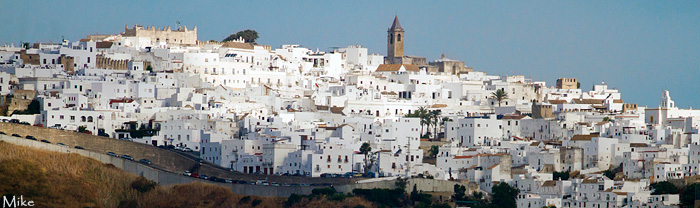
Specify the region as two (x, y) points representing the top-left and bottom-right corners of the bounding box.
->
(0, 16), (696, 208)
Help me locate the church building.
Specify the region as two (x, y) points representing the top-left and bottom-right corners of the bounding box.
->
(384, 16), (427, 66)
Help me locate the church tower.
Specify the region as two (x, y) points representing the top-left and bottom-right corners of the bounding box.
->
(387, 16), (404, 59)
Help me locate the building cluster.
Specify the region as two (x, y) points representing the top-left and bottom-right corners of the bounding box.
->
(1, 17), (695, 207)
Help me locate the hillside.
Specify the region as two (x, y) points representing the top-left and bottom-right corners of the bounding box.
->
(0, 141), (375, 208)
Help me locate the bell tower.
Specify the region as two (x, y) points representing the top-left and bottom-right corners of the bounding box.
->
(387, 15), (404, 59)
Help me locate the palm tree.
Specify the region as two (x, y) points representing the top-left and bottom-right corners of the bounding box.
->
(408, 107), (429, 137)
(491, 89), (508, 107)
(360, 142), (372, 174)
(430, 110), (442, 139)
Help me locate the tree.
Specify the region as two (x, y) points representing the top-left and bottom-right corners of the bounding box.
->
(407, 107), (430, 137)
(360, 142), (372, 174)
(429, 110), (442, 139)
(650, 181), (679, 195)
(395, 177), (408, 191)
(491, 89), (508, 107)
(553, 171), (569, 180)
(78, 126), (88, 133)
(22, 42), (31, 49)
(12, 99), (41, 115)
(428, 145), (439, 158)
(602, 117), (611, 122)
(222, 29), (259, 43)
(491, 183), (519, 208)
(146, 65), (153, 72)
(576, 82), (581, 89)
(453, 184), (467, 201)
(681, 183), (700, 208)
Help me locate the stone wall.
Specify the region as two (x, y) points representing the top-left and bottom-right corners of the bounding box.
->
(556, 78), (578, 89)
(123, 25), (197, 45)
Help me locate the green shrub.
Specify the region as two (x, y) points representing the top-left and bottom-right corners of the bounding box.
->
(328, 193), (346, 201)
(130, 176), (156, 193)
(352, 188), (405, 207)
(252, 199), (262, 207)
(239, 196), (251, 204)
(286, 194), (303, 207)
(312, 187), (337, 195)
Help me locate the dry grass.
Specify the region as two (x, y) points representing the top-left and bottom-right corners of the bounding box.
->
(0, 141), (140, 207)
(0, 141), (378, 208)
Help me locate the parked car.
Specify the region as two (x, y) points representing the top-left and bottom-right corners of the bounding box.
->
(107, 152), (118, 157)
(57, 143), (66, 146)
(174, 146), (184, 151)
(74, 146), (84, 149)
(25, 136), (37, 141)
(183, 147), (193, 152)
(0, 131), (5, 135)
(40, 139), (51, 143)
(190, 173), (199, 178)
(19, 122), (30, 125)
(224, 178), (233, 183)
(183, 171), (192, 176)
(120, 155), (134, 161)
(33, 124), (43, 127)
(199, 175), (209, 180)
(139, 159), (152, 165)
(11, 134), (21, 137)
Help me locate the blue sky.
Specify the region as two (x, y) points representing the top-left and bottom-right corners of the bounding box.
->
(2, 0), (699, 108)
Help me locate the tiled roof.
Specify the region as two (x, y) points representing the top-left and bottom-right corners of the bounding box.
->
(375, 64), (420, 72)
(222, 41), (254, 50)
(548, 100), (568, 104)
(96, 41), (113, 48)
(542, 180), (557, 187)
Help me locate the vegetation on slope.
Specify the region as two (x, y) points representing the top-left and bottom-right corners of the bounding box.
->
(0, 141), (379, 208)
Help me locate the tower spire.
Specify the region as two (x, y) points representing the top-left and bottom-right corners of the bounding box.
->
(389, 15), (403, 31)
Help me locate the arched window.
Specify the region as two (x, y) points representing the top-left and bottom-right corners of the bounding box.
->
(87, 116), (93, 122)
(81, 116), (86, 122)
(389, 34), (394, 44)
(397, 34), (402, 41)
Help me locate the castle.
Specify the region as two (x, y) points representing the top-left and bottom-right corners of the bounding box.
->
(122, 24), (198, 45)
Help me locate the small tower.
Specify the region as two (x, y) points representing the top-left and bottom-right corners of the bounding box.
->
(387, 16), (404, 58)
